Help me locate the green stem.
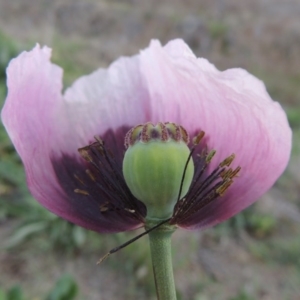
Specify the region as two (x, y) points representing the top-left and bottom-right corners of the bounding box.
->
(147, 221), (177, 300)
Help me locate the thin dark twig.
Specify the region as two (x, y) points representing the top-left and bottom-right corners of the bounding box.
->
(176, 147), (195, 203)
(97, 218), (171, 264)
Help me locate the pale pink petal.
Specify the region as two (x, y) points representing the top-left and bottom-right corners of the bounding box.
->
(60, 55), (152, 153)
(138, 39), (292, 229)
(1, 45), (146, 232)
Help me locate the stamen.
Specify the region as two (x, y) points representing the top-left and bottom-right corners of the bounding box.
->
(220, 168), (232, 180)
(205, 150), (216, 163)
(193, 130), (205, 145)
(231, 166), (241, 178)
(74, 174), (86, 186)
(220, 154), (235, 167)
(86, 169), (96, 182)
(172, 167), (223, 221)
(78, 148), (93, 162)
(100, 202), (110, 212)
(74, 189), (89, 196)
(77, 136), (145, 223)
(94, 136), (104, 146)
(216, 179), (234, 196)
(171, 136), (241, 224)
(124, 208), (136, 213)
(99, 202), (136, 214)
(100, 207), (109, 212)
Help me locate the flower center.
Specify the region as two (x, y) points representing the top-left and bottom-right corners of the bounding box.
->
(74, 122), (241, 227)
(73, 123), (241, 262)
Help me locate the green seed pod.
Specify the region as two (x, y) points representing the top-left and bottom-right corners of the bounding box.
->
(123, 123), (194, 220)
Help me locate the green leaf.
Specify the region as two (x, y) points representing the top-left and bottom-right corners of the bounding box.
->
(4, 221), (48, 248)
(72, 226), (86, 247)
(0, 159), (25, 186)
(46, 274), (78, 300)
(7, 286), (23, 300)
(0, 288), (6, 300)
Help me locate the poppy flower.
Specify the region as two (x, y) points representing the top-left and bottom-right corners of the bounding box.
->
(1, 39), (292, 234)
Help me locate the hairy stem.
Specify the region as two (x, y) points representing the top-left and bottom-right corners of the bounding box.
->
(147, 221), (177, 300)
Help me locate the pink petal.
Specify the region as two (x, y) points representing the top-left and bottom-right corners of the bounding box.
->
(138, 39), (292, 229)
(1, 45), (146, 232)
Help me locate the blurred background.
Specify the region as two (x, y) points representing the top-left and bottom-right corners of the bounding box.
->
(0, 0), (300, 299)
